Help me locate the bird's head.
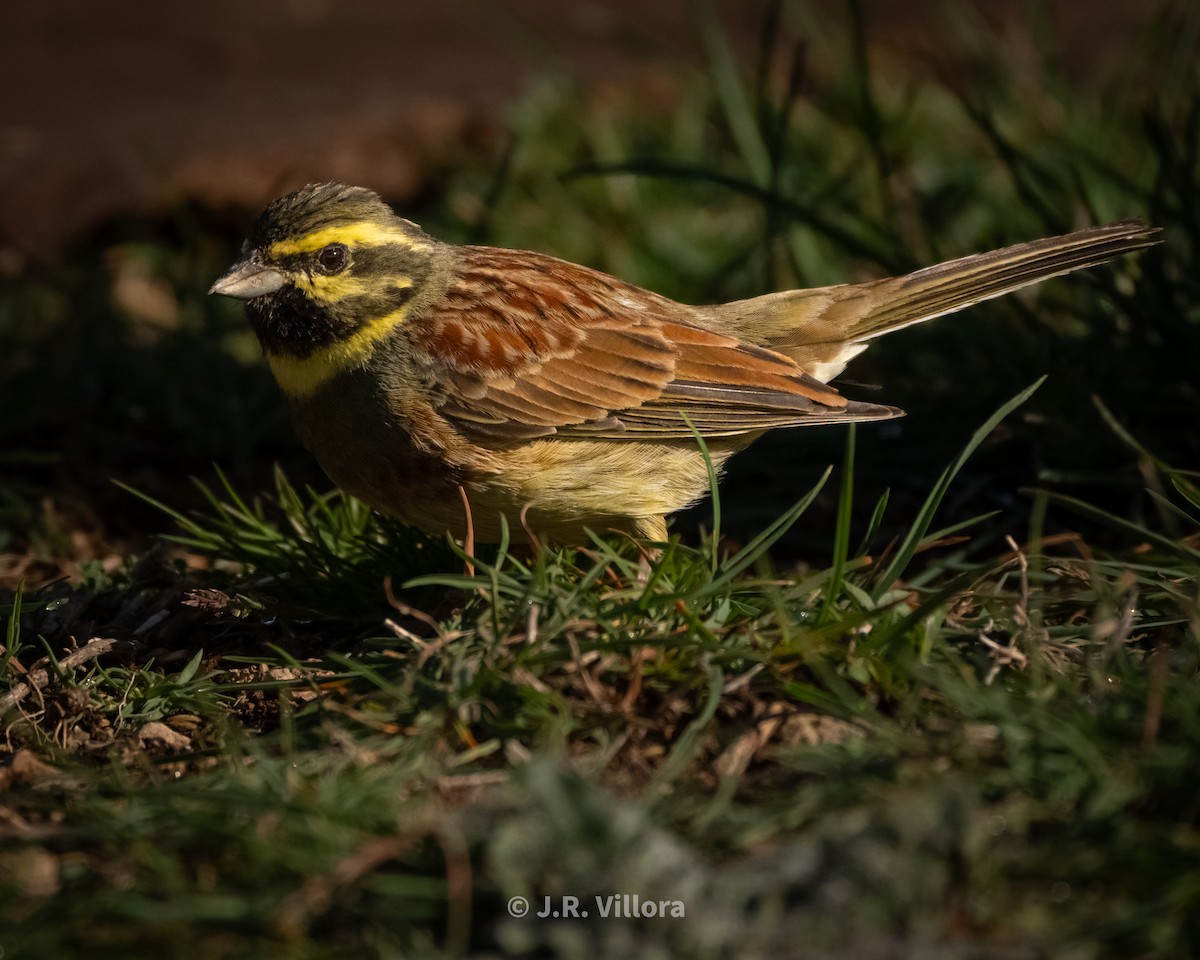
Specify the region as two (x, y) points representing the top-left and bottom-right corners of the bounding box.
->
(211, 182), (443, 396)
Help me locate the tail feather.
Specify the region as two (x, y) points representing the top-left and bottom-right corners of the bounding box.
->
(705, 219), (1161, 382)
(853, 219), (1161, 339)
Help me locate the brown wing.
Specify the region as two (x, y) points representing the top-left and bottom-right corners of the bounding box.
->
(408, 246), (900, 441)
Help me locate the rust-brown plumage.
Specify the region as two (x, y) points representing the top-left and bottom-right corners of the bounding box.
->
(421, 248), (874, 443)
(211, 183), (1161, 544)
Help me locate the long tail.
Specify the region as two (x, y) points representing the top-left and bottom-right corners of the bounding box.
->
(708, 219), (1161, 382)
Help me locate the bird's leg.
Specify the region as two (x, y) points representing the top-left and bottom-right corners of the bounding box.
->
(456, 483), (476, 577)
(518, 502), (544, 555)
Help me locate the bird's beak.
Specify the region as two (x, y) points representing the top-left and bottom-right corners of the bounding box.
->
(209, 258), (286, 300)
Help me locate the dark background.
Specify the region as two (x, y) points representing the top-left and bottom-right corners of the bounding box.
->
(0, 0), (1151, 258)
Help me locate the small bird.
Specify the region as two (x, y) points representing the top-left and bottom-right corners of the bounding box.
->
(211, 183), (1159, 544)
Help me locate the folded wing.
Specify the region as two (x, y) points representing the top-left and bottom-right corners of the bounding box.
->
(409, 247), (902, 441)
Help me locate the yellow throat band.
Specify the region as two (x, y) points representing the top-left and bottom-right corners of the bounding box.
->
(267, 304), (410, 398)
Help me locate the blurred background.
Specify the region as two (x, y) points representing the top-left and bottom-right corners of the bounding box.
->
(0, 0), (1158, 255)
(2, 0), (1197, 585)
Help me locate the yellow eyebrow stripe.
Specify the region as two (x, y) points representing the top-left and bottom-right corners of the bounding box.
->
(297, 274), (412, 305)
(267, 305), (410, 398)
(269, 222), (424, 257)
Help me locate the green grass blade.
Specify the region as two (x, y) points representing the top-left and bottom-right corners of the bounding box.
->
(1031, 490), (1200, 563)
(681, 413), (722, 572)
(697, 0), (771, 184)
(2, 581), (22, 677)
(649, 663), (724, 794)
(871, 377), (1046, 600)
(688, 467), (833, 602)
(819, 425), (856, 625)
(854, 488), (890, 560)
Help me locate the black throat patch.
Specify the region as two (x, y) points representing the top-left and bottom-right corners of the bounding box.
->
(245, 285), (354, 358)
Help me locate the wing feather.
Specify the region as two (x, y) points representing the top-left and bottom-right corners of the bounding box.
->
(408, 246), (901, 441)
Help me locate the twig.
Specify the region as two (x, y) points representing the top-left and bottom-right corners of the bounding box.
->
(383, 576), (448, 641)
(437, 820), (472, 960)
(0, 637), (121, 714)
(978, 536), (1036, 684)
(619, 645), (646, 712)
(382, 577), (468, 666)
(1006, 534), (1033, 639)
(566, 634), (607, 705)
(1142, 639), (1169, 752)
(1100, 589), (1140, 654)
(524, 599), (540, 647)
(274, 832), (419, 938)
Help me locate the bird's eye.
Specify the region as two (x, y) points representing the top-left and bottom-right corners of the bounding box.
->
(315, 243), (349, 274)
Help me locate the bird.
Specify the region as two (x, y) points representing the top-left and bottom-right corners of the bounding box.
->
(210, 182), (1160, 545)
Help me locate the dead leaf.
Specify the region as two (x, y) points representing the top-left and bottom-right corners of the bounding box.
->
(137, 721), (192, 751)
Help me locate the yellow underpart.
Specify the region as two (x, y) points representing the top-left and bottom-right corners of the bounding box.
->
(269, 222), (427, 257)
(296, 273), (411, 306)
(267, 304), (411, 398)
